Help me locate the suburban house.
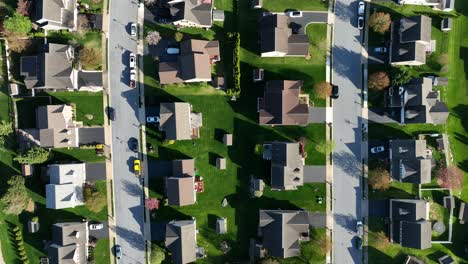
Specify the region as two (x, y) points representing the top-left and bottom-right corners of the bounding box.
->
(390, 15), (433, 66)
(389, 139), (432, 184)
(259, 14), (309, 57)
(255, 210), (310, 258)
(47, 222), (88, 264)
(35, 0), (78, 31)
(263, 142), (305, 190)
(46, 163), (86, 209)
(258, 80), (309, 126)
(166, 159), (196, 206)
(404, 256), (426, 264)
(162, 0), (213, 28)
(387, 77), (449, 124)
(165, 219), (199, 264)
(389, 199), (431, 249)
(18, 104), (79, 148)
(397, 0), (455, 11)
(159, 102), (203, 140)
(159, 39), (220, 84)
(20, 43), (102, 92)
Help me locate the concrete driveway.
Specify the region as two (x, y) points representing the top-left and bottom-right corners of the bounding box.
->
(368, 200), (389, 217)
(147, 161), (172, 178)
(368, 141), (388, 160)
(85, 163), (107, 182)
(304, 165), (326, 183)
(78, 128), (105, 145)
(308, 107), (326, 123)
(288, 12), (328, 34)
(89, 221), (109, 240)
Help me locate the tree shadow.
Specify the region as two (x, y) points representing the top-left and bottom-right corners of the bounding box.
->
(451, 104), (468, 131)
(207, 213), (218, 231)
(122, 179), (142, 197)
(208, 152), (221, 167)
(111, 225), (145, 252)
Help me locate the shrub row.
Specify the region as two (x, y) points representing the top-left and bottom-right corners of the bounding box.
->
(12, 226), (29, 263)
(227, 32), (241, 96)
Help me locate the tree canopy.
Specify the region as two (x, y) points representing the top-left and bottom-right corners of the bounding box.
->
(3, 12), (32, 36)
(0, 121), (13, 136)
(1, 176), (29, 215)
(368, 167), (391, 190)
(14, 147), (50, 164)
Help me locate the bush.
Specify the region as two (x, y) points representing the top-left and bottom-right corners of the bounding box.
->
(31, 216), (39, 222)
(368, 71), (390, 91)
(313, 81), (332, 99)
(13, 226), (20, 232)
(174, 32), (184, 42)
(369, 12), (391, 34)
(254, 144), (264, 155)
(150, 244), (166, 264)
(228, 32), (241, 96)
(84, 187), (107, 213)
(23, 260), (30, 264)
(1, 176), (29, 215)
(14, 147), (50, 164)
(17, 241), (23, 246)
(79, 47), (101, 70)
(3, 13), (32, 36)
(19, 250), (26, 256)
(368, 167), (391, 190)
(0, 121), (13, 136)
(391, 66), (415, 87)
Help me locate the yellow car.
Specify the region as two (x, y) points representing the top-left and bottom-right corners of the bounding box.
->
(133, 159), (141, 176)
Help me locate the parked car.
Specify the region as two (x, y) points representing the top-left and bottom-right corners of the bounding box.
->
(358, 1), (365, 16)
(106, 106), (115, 121)
(370, 146), (385, 153)
(129, 137), (139, 153)
(130, 23), (137, 36)
(129, 69), (136, 88)
(166, 47), (180, 55)
(356, 221), (363, 236)
(134, 159), (141, 176)
(146, 116), (160, 123)
(89, 223), (104, 230)
(374, 47), (387, 53)
(129, 52), (136, 68)
(331, 85), (339, 99)
(287, 11), (303, 18)
(95, 144), (104, 156)
(357, 16), (364, 29)
(114, 245), (122, 259)
(355, 237), (362, 249)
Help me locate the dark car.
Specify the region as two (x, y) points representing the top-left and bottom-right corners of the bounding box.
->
(114, 245), (122, 259)
(331, 85), (339, 99)
(106, 107), (115, 121)
(129, 137), (139, 153)
(355, 237), (362, 249)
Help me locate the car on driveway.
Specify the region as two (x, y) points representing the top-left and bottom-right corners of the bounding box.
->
(357, 16), (364, 29)
(374, 47), (387, 53)
(356, 221), (363, 236)
(166, 47), (180, 55)
(146, 116), (160, 123)
(331, 85), (339, 99)
(371, 146), (385, 153)
(287, 11), (303, 18)
(130, 23), (137, 37)
(129, 52), (136, 68)
(114, 245), (122, 259)
(358, 1), (365, 16)
(129, 69), (136, 88)
(89, 223), (104, 230)
(134, 159), (141, 176)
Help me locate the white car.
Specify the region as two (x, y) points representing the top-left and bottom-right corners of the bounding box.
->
(146, 116), (160, 123)
(357, 16), (364, 29)
(130, 23), (137, 37)
(129, 69), (136, 88)
(370, 146), (385, 154)
(356, 221), (363, 236)
(287, 11), (303, 18)
(89, 223), (104, 230)
(129, 53), (136, 68)
(358, 1), (365, 16)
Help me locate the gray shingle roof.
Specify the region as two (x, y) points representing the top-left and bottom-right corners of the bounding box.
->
(165, 220), (197, 264)
(269, 142), (304, 190)
(168, 0), (212, 27)
(389, 139), (431, 184)
(46, 163), (85, 209)
(48, 222), (87, 264)
(36, 0), (77, 29)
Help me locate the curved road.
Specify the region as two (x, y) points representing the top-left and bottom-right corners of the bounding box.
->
(332, 0), (363, 263)
(108, 0), (146, 263)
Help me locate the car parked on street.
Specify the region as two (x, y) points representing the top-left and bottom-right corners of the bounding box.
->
(106, 106), (115, 121)
(146, 116), (160, 123)
(89, 223), (104, 230)
(129, 52), (136, 68)
(134, 159), (141, 176)
(358, 1), (365, 16)
(114, 245), (122, 259)
(370, 146), (385, 153)
(356, 221), (363, 236)
(355, 236), (362, 249)
(357, 16), (364, 29)
(130, 69), (136, 88)
(374, 47), (387, 53)
(331, 85), (339, 99)
(130, 23), (137, 37)
(287, 11), (303, 18)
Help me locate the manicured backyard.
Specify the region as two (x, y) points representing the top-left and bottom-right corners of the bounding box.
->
(262, 0), (328, 12)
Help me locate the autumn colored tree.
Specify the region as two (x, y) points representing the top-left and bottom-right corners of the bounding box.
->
(16, 0), (32, 16)
(79, 47), (101, 70)
(368, 167), (391, 190)
(437, 165), (464, 189)
(146, 31), (162, 45)
(145, 198), (160, 210)
(369, 12), (391, 34)
(314, 81), (332, 99)
(372, 231), (390, 249)
(368, 71), (390, 90)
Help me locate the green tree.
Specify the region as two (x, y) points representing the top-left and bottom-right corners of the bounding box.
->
(84, 186), (106, 213)
(14, 147), (50, 164)
(150, 244), (166, 264)
(3, 12), (32, 36)
(391, 66), (415, 87)
(79, 47), (101, 70)
(1, 176), (29, 215)
(0, 121), (13, 136)
(368, 71), (390, 91)
(315, 140), (335, 155)
(174, 32), (184, 42)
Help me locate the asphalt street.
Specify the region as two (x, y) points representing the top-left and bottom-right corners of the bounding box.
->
(332, 0), (363, 263)
(108, 0), (146, 263)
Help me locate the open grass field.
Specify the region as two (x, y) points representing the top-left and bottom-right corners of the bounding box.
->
(262, 0), (328, 12)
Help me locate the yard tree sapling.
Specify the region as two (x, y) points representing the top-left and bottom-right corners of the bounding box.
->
(368, 71), (390, 91)
(369, 12), (391, 34)
(14, 147), (50, 164)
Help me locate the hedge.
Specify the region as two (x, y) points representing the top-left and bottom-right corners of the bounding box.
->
(227, 32), (241, 96)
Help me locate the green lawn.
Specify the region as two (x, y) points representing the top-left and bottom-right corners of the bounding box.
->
(79, 0), (104, 13)
(262, 0), (328, 12)
(368, 123), (444, 141)
(94, 239), (111, 263)
(51, 148), (105, 163)
(48, 91), (104, 126)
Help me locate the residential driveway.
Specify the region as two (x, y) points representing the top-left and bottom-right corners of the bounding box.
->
(289, 12), (328, 34)
(85, 163), (106, 182)
(308, 212), (326, 227)
(368, 141), (389, 160)
(308, 107), (326, 123)
(78, 128), (105, 144)
(368, 50), (388, 64)
(89, 221), (109, 240)
(150, 222), (166, 241)
(368, 108), (398, 124)
(368, 200), (389, 217)
(147, 161), (172, 178)
(304, 165), (326, 183)
(147, 39), (178, 62)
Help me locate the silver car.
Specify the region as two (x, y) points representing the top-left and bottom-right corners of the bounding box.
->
(129, 52), (136, 68)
